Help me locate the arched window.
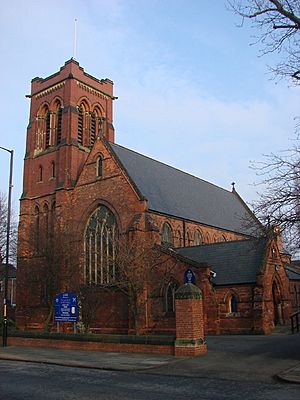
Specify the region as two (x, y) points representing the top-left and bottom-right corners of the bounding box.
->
(90, 111), (96, 146)
(43, 204), (49, 237)
(51, 161), (55, 178)
(36, 104), (50, 151)
(161, 222), (173, 244)
(194, 230), (202, 246)
(35, 206), (40, 252)
(84, 205), (118, 285)
(50, 201), (56, 235)
(176, 230), (182, 247)
(45, 111), (51, 148)
(77, 105), (84, 145)
(97, 156), (103, 177)
(56, 104), (63, 145)
(186, 231), (192, 246)
(38, 166), (43, 182)
(205, 233), (210, 243)
(165, 281), (179, 313)
(229, 294), (238, 314)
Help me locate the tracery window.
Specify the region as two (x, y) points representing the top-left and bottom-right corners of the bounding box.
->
(161, 222), (173, 244)
(84, 206), (118, 285)
(165, 281), (179, 313)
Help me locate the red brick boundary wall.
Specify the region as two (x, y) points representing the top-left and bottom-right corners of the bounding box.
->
(8, 336), (174, 355)
(175, 283), (207, 356)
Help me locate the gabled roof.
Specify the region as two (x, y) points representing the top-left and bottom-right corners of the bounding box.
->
(175, 238), (267, 285)
(110, 143), (260, 236)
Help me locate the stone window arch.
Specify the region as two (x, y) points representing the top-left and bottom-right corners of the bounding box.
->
(165, 281), (179, 313)
(161, 222), (173, 245)
(84, 205), (118, 285)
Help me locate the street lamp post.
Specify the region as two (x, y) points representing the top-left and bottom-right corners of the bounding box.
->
(0, 146), (14, 347)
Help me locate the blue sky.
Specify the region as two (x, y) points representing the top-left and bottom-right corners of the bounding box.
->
(0, 0), (298, 211)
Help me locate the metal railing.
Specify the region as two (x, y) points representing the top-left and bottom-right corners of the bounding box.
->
(291, 310), (300, 334)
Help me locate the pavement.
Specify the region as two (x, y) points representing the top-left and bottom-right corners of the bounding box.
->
(0, 334), (299, 384)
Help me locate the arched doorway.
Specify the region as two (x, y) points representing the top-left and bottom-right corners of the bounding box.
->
(272, 281), (283, 325)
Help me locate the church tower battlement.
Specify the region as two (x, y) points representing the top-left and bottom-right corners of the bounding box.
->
(22, 59), (115, 199)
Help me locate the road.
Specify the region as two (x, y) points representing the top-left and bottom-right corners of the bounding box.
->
(0, 360), (300, 400)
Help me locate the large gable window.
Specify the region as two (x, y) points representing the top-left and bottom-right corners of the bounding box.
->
(84, 205), (118, 285)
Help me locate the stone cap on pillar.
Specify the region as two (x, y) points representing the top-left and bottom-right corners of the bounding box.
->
(175, 283), (202, 300)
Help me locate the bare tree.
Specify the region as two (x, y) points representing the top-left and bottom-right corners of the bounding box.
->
(19, 211), (82, 332)
(228, 0), (300, 84)
(228, 1), (300, 251)
(111, 235), (177, 334)
(0, 191), (18, 265)
(251, 143), (300, 252)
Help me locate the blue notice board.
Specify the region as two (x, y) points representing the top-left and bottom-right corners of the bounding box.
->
(54, 292), (78, 322)
(184, 268), (196, 284)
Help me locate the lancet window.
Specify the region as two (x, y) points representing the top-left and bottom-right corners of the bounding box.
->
(165, 281), (179, 313)
(194, 230), (202, 246)
(161, 222), (173, 245)
(84, 206), (118, 285)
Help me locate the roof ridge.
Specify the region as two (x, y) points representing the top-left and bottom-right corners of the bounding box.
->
(176, 237), (265, 250)
(111, 142), (233, 195)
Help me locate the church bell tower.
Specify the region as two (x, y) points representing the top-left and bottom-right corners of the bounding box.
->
(22, 59), (115, 200)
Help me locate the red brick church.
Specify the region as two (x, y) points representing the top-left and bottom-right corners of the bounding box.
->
(16, 59), (294, 337)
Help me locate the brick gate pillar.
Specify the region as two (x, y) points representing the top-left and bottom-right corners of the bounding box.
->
(175, 283), (207, 356)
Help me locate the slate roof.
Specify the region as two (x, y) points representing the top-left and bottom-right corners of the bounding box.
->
(176, 238), (267, 286)
(285, 266), (300, 281)
(110, 143), (260, 236)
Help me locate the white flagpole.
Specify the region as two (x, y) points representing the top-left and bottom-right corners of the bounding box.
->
(73, 18), (77, 59)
